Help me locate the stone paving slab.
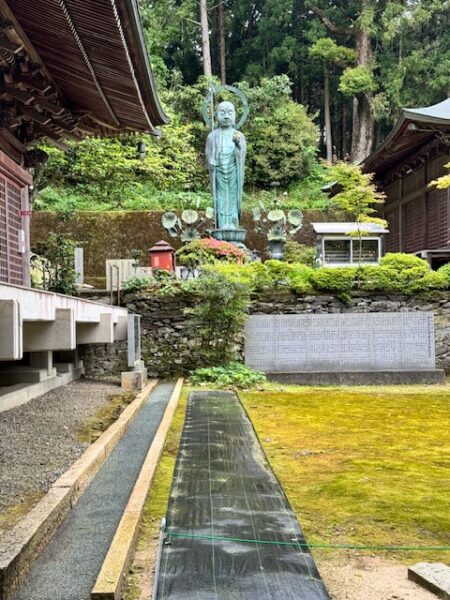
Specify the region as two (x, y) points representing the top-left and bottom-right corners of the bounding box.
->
(408, 563), (450, 599)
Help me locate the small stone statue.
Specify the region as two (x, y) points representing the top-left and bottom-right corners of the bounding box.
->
(205, 101), (247, 230)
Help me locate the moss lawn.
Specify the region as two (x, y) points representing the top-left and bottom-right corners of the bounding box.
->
(240, 383), (450, 562)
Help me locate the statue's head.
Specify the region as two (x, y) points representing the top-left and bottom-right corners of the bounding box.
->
(217, 101), (236, 128)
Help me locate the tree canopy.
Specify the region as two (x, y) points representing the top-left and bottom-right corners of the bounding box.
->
(35, 0), (450, 212)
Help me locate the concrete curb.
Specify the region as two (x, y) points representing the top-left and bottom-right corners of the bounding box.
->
(91, 378), (184, 600)
(0, 380), (157, 600)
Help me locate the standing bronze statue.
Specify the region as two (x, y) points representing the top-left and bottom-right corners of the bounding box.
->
(203, 86), (249, 244)
(205, 101), (246, 230)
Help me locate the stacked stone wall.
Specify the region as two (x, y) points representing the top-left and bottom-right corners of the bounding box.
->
(80, 291), (450, 377)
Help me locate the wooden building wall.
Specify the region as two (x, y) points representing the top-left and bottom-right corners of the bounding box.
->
(382, 153), (450, 254)
(0, 151), (32, 287)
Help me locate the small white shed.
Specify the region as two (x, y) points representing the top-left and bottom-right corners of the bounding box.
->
(312, 222), (389, 267)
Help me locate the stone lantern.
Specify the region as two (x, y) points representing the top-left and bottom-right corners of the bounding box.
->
(148, 240), (176, 272)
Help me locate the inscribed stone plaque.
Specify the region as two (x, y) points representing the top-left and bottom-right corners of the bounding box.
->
(127, 314), (141, 367)
(74, 248), (84, 285)
(245, 313), (435, 372)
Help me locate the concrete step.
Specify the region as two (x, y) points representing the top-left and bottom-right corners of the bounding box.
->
(0, 366), (57, 385)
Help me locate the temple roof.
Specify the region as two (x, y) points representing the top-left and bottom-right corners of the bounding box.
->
(362, 98), (450, 179)
(312, 222), (389, 235)
(0, 0), (168, 158)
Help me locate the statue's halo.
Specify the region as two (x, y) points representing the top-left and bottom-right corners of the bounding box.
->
(202, 84), (249, 130)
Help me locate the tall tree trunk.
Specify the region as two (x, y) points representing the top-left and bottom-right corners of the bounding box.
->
(351, 93), (373, 163)
(351, 20), (374, 162)
(200, 0), (212, 77)
(217, 0), (226, 83)
(324, 66), (332, 163)
(342, 97), (348, 159)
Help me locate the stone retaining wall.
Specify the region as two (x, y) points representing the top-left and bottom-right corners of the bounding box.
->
(31, 209), (343, 287)
(79, 291), (450, 377)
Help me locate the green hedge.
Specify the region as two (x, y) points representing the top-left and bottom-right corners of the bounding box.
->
(210, 253), (449, 301)
(122, 253), (449, 301)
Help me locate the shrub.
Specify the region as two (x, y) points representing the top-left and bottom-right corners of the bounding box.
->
(176, 238), (248, 268)
(190, 362), (266, 389)
(437, 263), (450, 286)
(264, 260), (296, 285)
(212, 263), (259, 288)
(309, 267), (357, 301)
(31, 233), (77, 295)
(406, 271), (448, 294)
(284, 240), (317, 267)
(186, 268), (252, 365)
(246, 261), (274, 290)
(122, 275), (154, 293)
(379, 253), (429, 272)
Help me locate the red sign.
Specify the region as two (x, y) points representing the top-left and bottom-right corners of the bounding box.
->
(20, 210), (32, 216)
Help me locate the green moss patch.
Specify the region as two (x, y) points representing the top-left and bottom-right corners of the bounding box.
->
(0, 491), (46, 534)
(76, 390), (136, 443)
(240, 383), (450, 562)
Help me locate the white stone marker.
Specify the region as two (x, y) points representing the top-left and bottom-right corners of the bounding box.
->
(408, 563), (450, 599)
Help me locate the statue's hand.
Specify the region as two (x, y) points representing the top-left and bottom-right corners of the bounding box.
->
(232, 132), (241, 148)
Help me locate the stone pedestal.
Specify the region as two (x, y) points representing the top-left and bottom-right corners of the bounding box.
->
(121, 360), (147, 391)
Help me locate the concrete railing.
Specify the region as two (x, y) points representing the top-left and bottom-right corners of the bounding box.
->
(0, 283), (129, 361)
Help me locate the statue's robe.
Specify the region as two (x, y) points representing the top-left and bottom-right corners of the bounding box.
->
(205, 127), (246, 229)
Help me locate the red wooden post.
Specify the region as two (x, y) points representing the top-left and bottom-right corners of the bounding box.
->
(148, 240), (176, 272)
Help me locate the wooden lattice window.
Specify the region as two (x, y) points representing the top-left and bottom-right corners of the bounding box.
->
(403, 166), (424, 196)
(0, 174), (24, 285)
(403, 198), (423, 253)
(427, 189), (448, 248)
(0, 178), (7, 282)
(427, 155), (449, 183)
(385, 208), (400, 252)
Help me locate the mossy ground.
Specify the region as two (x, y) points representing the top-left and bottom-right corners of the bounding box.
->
(76, 389), (136, 443)
(240, 382), (450, 563)
(0, 491), (45, 534)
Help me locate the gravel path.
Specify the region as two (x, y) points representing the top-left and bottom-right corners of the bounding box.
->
(0, 379), (123, 516)
(316, 555), (437, 599)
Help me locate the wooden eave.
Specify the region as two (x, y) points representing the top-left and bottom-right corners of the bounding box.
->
(0, 0), (167, 154)
(362, 101), (450, 182)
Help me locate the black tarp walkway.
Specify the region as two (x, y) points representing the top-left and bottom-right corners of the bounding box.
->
(155, 390), (330, 600)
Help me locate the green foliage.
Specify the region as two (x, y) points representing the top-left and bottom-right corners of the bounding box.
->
(310, 267), (357, 302)
(329, 162), (387, 266)
(264, 260), (314, 293)
(264, 259), (294, 284)
(379, 252), (429, 272)
(284, 241), (317, 267)
(430, 162), (450, 190)
(31, 233), (78, 295)
(176, 238), (248, 268)
(186, 269), (252, 366)
(122, 275), (154, 293)
(36, 119), (203, 210)
(308, 254), (448, 299)
(190, 362), (266, 389)
(339, 66), (377, 96)
(437, 263), (450, 286)
(309, 38), (356, 65)
(330, 162), (386, 220)
(240, 77), (318, 187)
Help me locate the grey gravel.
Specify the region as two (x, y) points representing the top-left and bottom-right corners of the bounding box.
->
(0, 379), (123, 515)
